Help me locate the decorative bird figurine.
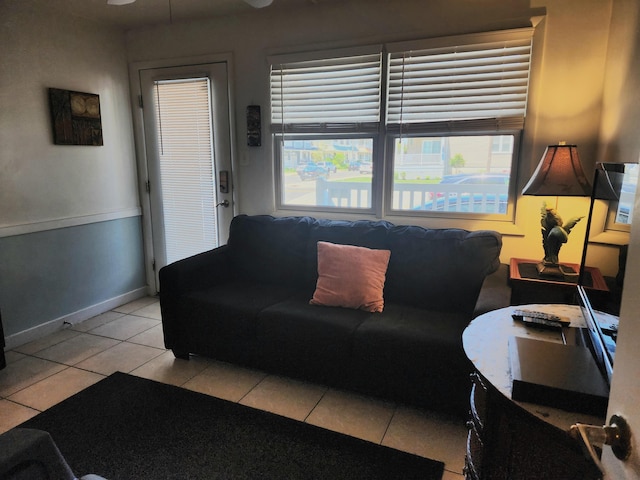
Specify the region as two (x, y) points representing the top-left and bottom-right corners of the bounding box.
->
(539, 201), (583, 267)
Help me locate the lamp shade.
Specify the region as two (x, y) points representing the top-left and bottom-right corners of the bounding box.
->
(243, 0), (274, 7)
(522, 144), (592, 196)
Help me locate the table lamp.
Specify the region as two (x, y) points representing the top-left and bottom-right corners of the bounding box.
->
(522, 143), (592, 278)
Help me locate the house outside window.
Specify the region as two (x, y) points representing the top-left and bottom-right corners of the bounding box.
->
(492, 135), (514, 153)
(421, 139), (442, 155)
(270, 28), (533, 218)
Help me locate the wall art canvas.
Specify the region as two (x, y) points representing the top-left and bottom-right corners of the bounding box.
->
(247, 105), (261, 147)
(49, 88), (103, 146)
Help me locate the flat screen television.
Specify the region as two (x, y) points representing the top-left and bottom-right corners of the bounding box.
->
(578, 162), (638, 386)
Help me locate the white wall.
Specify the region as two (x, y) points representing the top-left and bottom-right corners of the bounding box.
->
(0, 1), (140, 232)
(125, 0), (536, 214)
(599, 0), (640, 476)
(0, 2), (148, 342)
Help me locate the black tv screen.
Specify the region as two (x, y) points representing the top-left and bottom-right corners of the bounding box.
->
(578, 162), (638, 386)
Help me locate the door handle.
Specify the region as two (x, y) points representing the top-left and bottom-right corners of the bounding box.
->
(570, 414), (631, 474)
(216, 199), (230, 208)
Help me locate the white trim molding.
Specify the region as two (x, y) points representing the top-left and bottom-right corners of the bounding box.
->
(3, 287), (151, 350)
(0, 207), (142, 239)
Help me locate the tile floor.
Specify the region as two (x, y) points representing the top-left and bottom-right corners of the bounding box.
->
(0, 296), (467, 479)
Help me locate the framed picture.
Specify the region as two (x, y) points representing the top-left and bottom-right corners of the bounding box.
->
(49, 88), (103, 146)
(247, 105), (261, 147)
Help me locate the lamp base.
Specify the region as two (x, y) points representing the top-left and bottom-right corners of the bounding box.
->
(536, 261), (579, 281)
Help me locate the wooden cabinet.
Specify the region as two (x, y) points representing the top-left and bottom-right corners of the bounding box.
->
(463, 305), (604, 480)
(464, 372), (601, 479)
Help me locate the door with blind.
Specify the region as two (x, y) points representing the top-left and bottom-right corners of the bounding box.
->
(139, 63), (233, 288)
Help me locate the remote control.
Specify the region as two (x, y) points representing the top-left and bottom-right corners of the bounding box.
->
(511, 309), (570, 329)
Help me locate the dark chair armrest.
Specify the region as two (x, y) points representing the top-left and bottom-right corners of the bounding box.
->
(0, 428), (76, 480)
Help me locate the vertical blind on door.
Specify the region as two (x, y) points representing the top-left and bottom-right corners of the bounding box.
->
(154, 77), (218, 264)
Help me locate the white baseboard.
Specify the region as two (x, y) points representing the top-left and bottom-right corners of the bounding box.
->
(4, 287), (152, 350)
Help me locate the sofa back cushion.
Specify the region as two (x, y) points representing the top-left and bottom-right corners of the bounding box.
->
(226, 215), (501, 314)
(227, 215), (314, 287)
(303, 218), (392, 289)
(384, 226), (502, 314)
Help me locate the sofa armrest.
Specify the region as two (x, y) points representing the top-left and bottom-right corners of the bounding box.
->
(159, 245), (232, 299)
(159, 246), (232, 352)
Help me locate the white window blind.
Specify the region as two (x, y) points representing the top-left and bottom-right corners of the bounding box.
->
(154, 77), (218, 264)
(387, 31), (532, 132)
(270, 52), (382, 133)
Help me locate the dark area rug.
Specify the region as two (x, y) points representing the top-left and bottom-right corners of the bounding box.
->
(20, 372), (444, 480)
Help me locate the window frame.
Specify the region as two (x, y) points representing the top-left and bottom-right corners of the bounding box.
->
(274, 132), (379, 214)
(492, 135), (515, 154)
(603, 163), (638, 234)
(269, 28), (533, 220)
(383, 130), (521, 220)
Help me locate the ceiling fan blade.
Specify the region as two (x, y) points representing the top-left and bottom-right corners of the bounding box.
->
(107, 0), (136, 5)
(243, 0), (274, 8)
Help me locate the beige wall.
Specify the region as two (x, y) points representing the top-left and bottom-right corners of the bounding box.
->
(125, 0), (618, 268)
(2, 0), (634, 272)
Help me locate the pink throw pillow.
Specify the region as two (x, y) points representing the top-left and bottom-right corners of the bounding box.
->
(310, 241), (391, 313)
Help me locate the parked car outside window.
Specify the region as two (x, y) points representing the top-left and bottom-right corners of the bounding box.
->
(316, 161), (337, 173)
(296, 162), (330, 181)
(359, 162), (373, 175)
(439, 173), (509, 185)
(417, 193), (507, 213)
(430, 173), (509, 199)
(347, 161), (362, 171)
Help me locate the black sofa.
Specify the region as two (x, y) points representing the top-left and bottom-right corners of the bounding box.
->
(159, 215), (502, 416)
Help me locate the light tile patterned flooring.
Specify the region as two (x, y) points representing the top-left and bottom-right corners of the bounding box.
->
(0, 297), (466, 479)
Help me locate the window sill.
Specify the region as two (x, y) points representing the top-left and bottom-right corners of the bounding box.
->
(271, 208), (526, 237)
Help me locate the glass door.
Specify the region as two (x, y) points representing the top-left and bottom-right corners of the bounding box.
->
(139, 63), (233, 289)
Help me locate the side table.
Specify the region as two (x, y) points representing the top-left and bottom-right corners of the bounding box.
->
(509, 258), (608, 306)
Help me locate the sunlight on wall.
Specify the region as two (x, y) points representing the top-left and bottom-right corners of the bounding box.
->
(599, 0), (640, 163)
(528, 0), (611, 163)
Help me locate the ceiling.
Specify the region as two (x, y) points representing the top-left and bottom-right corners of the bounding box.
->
(32, 0), (326, 31)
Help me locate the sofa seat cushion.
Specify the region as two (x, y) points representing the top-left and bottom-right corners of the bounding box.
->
(255, 295), (372, 384)
(350, 304), (473, 413)
(181, 281), (297, 362)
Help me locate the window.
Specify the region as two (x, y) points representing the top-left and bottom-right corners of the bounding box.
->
(270, 28), (533, 217)
(271, 48), (381, 211)
(606, 163), (638, 230)
(422, 139), (442, 155)
(280, 137), (374, 208)
(492, 135), (514, 153)
(391, 135), (513, 212)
